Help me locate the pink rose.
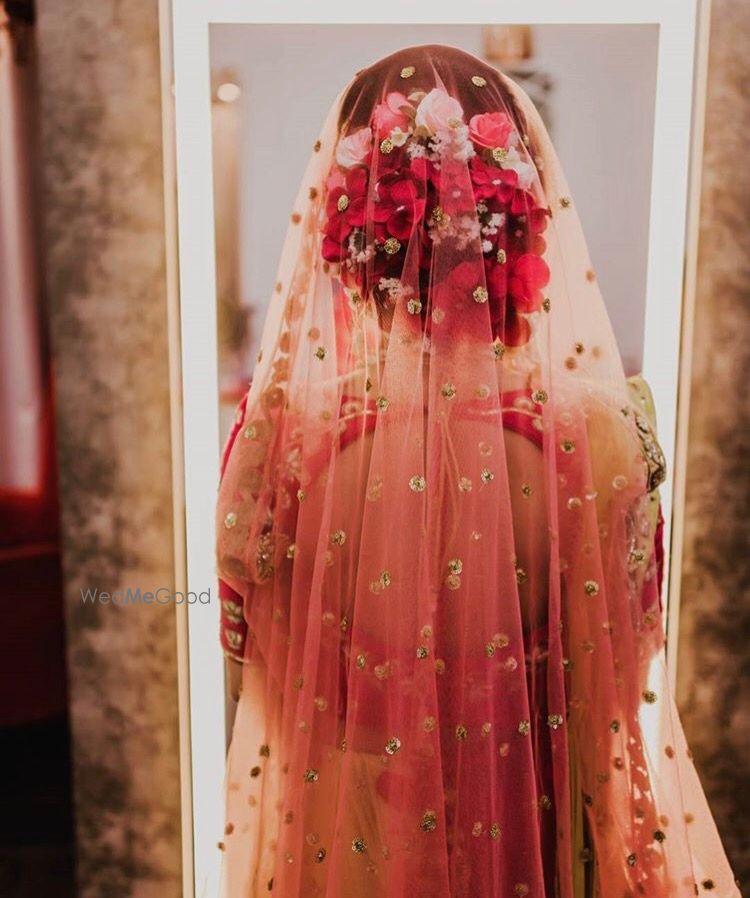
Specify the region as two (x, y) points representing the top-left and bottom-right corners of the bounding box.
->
(469, 112), (514, 150)
(372, 92), (411, 134)
(335, 127), (372, 168)
(415, 88), (464, 134)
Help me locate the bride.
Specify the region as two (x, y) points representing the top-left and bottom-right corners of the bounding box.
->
(215, 44), (738, 898)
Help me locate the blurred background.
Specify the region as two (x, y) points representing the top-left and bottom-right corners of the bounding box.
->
(0, 2), (748, 897)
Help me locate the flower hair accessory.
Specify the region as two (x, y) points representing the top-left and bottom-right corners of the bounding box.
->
(322, 87), (550, 346)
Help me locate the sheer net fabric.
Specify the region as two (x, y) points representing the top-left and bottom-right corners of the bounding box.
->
(216, 45), (738, 898)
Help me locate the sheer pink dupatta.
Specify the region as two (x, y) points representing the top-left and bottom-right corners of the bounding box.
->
(216, 46), (738, 898)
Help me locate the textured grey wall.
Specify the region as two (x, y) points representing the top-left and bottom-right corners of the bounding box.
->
(678, 0), (750, 884)
(36, 2), (182, 896)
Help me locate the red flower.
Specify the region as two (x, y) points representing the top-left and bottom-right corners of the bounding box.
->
(469, 111), (514, 150)
(508, 253), (550, 313)
(372, 171), (426, 242)
(324, 167), (369, 243)
(470, 156), (518, 204)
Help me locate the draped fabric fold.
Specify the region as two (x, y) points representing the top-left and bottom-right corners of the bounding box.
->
(217, 45), (738, 898)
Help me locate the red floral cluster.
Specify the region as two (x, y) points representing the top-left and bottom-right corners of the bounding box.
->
(322, 96), (550, 347)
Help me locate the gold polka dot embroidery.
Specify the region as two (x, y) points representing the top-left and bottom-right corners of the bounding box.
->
(559, 196), (572, 209)
(471, 75), (487, 87)
(400, 65), (416, 79)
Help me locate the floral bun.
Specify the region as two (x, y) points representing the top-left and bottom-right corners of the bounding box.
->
(322, 86), (550, 347)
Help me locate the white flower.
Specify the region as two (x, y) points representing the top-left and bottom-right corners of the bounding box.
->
(335, 127), (372, 168)
(389, 126), (411, 147)
(415, 88), (464, 134)
(482, 239), (493, 254)
(499, 146), (535, 189)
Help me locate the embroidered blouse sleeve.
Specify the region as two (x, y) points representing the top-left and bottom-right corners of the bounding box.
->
(219, 394), (250, 663)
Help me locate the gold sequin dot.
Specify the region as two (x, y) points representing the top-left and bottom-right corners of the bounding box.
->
(473, 285), (489, 304)
(499, 742), (510, 757)
(472, 822), (483, 836)
(224, 511), (238, 529)
(409, 475), (426, 492)
(315, 848), (326, 863)
(493, 339), (506, 359)
(455, 724), (468, 741)
(532, 389), (548, 405)
(521, 483), (532, 497)
(495, 247), (507, 265)
(575, 341), (585, 354)
(481, 722), (492, 735)
(356, 653), (366, 669)
(560, 439), (576, 454)
(702, 879), (715, 890)
(441, 383), (457, 399)
(243, 424), (257, 440)
(423, 716), (436, 732)
(416, 645), (429, 660)
(547, 713), (564, 730)
(610, 720), (621, 734)
(297, 488), (306, 502)
(315, 346), (327, 360)
(480, 468), (494, 484)
(539, 794), (552, 810)
(586, 269), (596, 282)
(407, 298), (422, 314)
(380, 137), (394, 154)
(514, 884), (529, 896)
(250, 766), (261, 778)
(458, 477), (472, 492)
(313, 140), (321, 152)
(584, 580), (600, 597)
(567, 497), (582, 510)
(352, 837), (367, 854)
(565, 356), (577, 370)
(434, 659), (446, 674)
(336, 194), (349, 212)
(400, 65), (416, 79)
(559, 196), (572, 209)
(654, 829), (666, 843)
(471, 75), (487, 87)
(421, 810), (438, 832)
(642, 689), (658, 704)
(331, 530), (346, 546)
(385, 736), (401, 755)
(491, 146), (509, 163)
(626, 853), (637, 867)
(376, 395), (389, 411)
(431, 205), (448, 226)
(489, 822), (502, 839)
(383, 237), (401, 255)
(291, 212), (302, 224)
(308, 186), (318, 200)
(485, 642), (496, 658)
(542, 297), (551, 312)
(665, 745), (675, 759)
(518, 719), (530, 736)
(612, 474), (628, 490)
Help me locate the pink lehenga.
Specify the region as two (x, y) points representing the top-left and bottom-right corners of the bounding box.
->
(216, 45), (739, 898)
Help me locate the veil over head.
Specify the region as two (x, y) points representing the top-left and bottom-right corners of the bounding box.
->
(216, 45), (738, 898)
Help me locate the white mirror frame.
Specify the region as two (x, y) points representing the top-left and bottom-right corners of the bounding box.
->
(159, 2), (709, 895)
